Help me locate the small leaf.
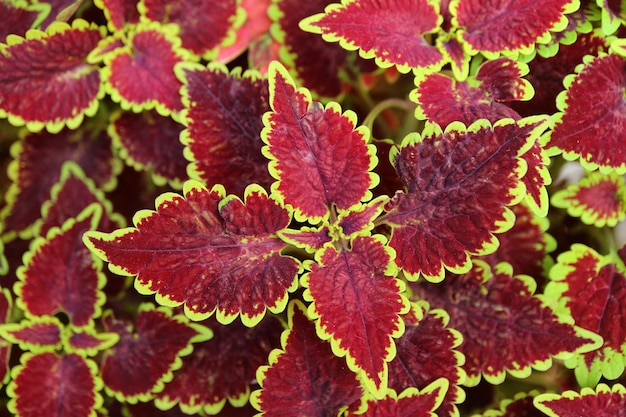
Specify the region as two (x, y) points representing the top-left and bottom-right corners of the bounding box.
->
(473, 391), (542, 417)
(0, 19), (105, 133)
(215, 0), (272, 63)
(0, 317), (63, 351)
(84, 181), (300, 326)
(301, 0), (445, 73)
(65, 328), (119, 357)
(534, 383), (626, 417)
(263, 61), (376, 223)
(251, 300), (363, 417)
(0, 287), (12, 384)
(302, 235), (409, 397)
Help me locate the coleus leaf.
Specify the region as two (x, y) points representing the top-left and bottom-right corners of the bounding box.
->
(109, 110), (188, 187)
(534, 383), (626, 417)
(300, 0), (445, 73)
(263, 61), (377, 223)
(411, 260), (602, 386)
(65, 328), (119, 357)
(473, 391), (542, 417)
(7, 352), (102, 417)
(547, 52), (626, 174)
(102, 22), (189, 116)
(452, 0), (580, 56)
(0, 316), (63, 351)
(139, 0), (244, 60)
(0, 125), (118, 239)
(382, 116), (549, 281)
(389, 302), (466, 417)
(0, 19), (105, 133)
(15, 204), (107, 327)
(596, 0), (626, 34)
(93, 0), (140, 32)
(544, 244), (626, 386)
(155, 315), (283, 415)
(177, 61), (273, 195)
(302, 235), (409, 397)
(551, 170), (626, 228)
(84, 181), (300, 326)
(215, 0), (272, 63)
(250, 300), (364, 417)
(100, 304), (212, 403)
(0, 1), (49, 40)
(0, 287), (12, 384)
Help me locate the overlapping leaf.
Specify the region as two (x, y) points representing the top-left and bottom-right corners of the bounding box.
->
(302, 235), (409, 397)
(84, 181), (300, 326)
(552, 171), (626, 228)
(94, 0), (140, 32)
(0, 19), (105, 133)
(100, 305), (211, 402)
(300, 0), (445, 73)
(382, 117), (549, 281)
(534, 383), (626, 417)
(0, 1), (49, 40)
(548, 52), (626, 174)
(473, 391), (541, 417)
(545, 244), (626, 386)
(251, 300), (364, 417)
(262, 61), (377, 223)
(411, 260), (602, 386)
(0, 317), (63, 351)
(596, 0), (626, 34)
(177, 62), (273, 195)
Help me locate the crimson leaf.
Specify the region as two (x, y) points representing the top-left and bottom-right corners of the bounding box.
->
(534, 383), (626, 417)
(0, 1), (48, 40)
(0, 317), (63, 351)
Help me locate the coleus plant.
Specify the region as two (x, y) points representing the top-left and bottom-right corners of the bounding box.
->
(0, 0), (626, 416)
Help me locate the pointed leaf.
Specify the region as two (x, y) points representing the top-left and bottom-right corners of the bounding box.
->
(279, 226), (332, 253)
(177, 62), (273, 195)
(84, 182), (300, 326)
(301, 0), (445, 73)
(65, 328), (119, 357)
(412, 261), (602, 386)
(302, 235), (409, 397)
(100, 305), (212, 403)
(534, 383), (626, 417)
(263, 62), (376, 223)
(94, 0), (140, 32)
(7, 352), (102, 417)
(251, 300), (363, 417)
(0, 1), (49, 40)
(0, 317), (63, 351)
(383, 117), (549, 281)
(338, 196), (387, 237)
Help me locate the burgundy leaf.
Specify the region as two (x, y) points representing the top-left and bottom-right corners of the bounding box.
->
(548, 53), (626, 174)
(8, 352), (101, 417)
(0, 317), (63, 351)
(177, 62), (273, 195)
(0, 1), (48, 41)
(436, 35), (469, 80)
(66, 328), (119, 356)
(155, 315), (282, 415)
(302, 235), (408, 396)
(15, 205), (106, 327)
(263, 62), (376, 222)
(412, 261), (602, 386)
(475, 392), (544, 417)
(301, 0), (445, 73)
(383, 117), (549, 281)
(251, 300), (363, 417)
(0, 288), (12, 384)
(84, 182), (300, 326)
(100, 305), (211, 402)
(534, 383), (626, 417)
(0, 19), (104, 132)
(110, 110), (188, 186)
(279, 226), (332, 252)
(94, 0), (140, 31)
(338, 197), (387, 237)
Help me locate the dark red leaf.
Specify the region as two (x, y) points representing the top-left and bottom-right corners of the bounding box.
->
(302, 235), (408, 396)
(301, 0), (444, 73)
(0, 19), (104, 132)
(0, 1), (48, 41)
(94, 0), (140, 31)
(279, 226), (332, 252)
(66, 328), (119, 356)
(383, 117), (549, 281)
(177, 62), (273, 195)
(0, 317), (62, 350)
(8, 352), (101, 417)
(0, 288), (12, 383)
(100, 305), (211, 402)
(476, 392), (544, 417)
(264, 62), (376, 222)
(534, 383), (626, 417)
(251, 300), (363, 416)
(338, 197), (387, 237)
(84, 182), (300, 326)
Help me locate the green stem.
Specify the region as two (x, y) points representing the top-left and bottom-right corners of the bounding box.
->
(362, 98), (416, 138)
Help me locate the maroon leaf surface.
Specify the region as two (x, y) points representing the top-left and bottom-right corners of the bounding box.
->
(475, 392), (544, 417)
(84, 182), (300, 326)
(382, 117), (549, 281)
(346, 382), (448, 417)
(8, 352), (101, 417)
(0, 1), (48, 40)
(0, 19), (104, 132)
(411, 261), (602, 385)
(94, 0), (140, 31)
(534, 383), (626, 417)
(301, 0), (444, 73)
(251, 300), (363, 417)
(263, 62), (376, 223)
(302, 235), (408, 397)
(100, 305), (211, 402)
(0, 317), (63, 351)
(177, 62), (273, 195)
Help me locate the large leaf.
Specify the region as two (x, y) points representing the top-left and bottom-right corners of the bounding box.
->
(382, 117), (549, 281)
(0, 1), (49, 40)
(411, 260), (602, 386)
(302, 235), (409, 397)
(301, 0), (445, 73)
(534, 383), (626, 417)
(262, 61), (376, 223)
(250, 300), (363, 417)
(0, 19), (105, 133)
(177, 61), (273, 195)
(84, 181), (300, 326)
